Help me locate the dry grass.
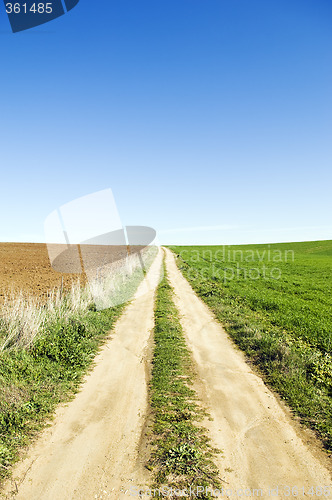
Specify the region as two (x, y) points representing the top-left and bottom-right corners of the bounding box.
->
(0, 247), (158, 351)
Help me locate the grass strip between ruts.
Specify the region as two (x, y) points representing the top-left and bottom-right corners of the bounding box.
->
(148, 260), (223, 498)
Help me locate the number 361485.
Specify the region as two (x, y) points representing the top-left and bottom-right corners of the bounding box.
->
(6, 3), (53, 14)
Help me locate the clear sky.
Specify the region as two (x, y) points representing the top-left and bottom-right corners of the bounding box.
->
(0, 0), (331, 245)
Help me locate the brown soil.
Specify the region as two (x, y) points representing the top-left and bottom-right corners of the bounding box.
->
(0, 243), (85, 304)
(0, 243), (148, 304)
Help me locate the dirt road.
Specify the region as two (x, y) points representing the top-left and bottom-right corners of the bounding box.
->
(1, 249), (163, 500)
(164, 248), (332, 497)
(2, 247), (331, 499)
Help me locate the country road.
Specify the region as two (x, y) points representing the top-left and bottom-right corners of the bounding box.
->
(1, 249), (163, 500)
(164, 248), (332, 497)
(1, 247), (331, 499)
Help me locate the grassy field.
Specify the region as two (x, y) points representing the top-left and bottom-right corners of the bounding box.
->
(170, 240), (332, 450)
(148, 262), (222, 497)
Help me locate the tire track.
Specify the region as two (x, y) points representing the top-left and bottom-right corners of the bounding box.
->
(164, 248), (331, 498)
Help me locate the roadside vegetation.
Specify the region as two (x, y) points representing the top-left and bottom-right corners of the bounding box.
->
(0, 249), (156, 485)
(170, 240), (332, 451)
(148, 262), (222, 498)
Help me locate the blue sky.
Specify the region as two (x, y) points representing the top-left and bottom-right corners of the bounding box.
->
(0, 0), (331, 245)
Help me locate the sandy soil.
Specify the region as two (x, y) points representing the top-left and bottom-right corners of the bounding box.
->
(164, 248), (332, 498)
(1, 249), (163, 500)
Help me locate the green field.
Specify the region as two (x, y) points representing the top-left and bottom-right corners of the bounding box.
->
(170, 240), (332, 450)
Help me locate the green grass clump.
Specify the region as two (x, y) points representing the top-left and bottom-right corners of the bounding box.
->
(0, 304), (123, 486)
(170, 241), (332, 450)
(148, 263), (222, 498)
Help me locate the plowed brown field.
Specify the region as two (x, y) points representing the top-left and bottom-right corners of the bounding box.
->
(0, 243), (85, 303)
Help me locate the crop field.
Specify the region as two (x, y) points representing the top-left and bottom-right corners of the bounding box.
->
(170, 240), (332, 449)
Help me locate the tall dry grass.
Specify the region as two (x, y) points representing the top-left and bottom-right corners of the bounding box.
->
(0, 247), (158, 351)
(0, 280), (91, 351)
